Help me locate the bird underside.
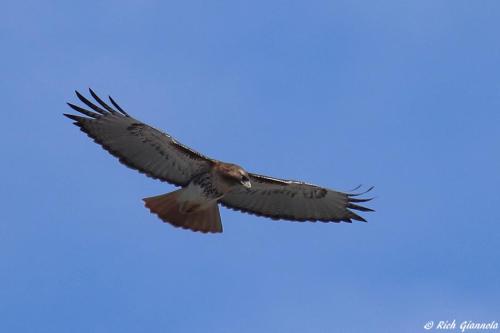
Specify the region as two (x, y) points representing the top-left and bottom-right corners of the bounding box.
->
(64, 89), (375, 234)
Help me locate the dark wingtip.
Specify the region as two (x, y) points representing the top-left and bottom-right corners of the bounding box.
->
(351, 213), (368, 222)
(74, 89), (107, 115)
(63, 113), (83, 121)
(66, 102), (101, 118)
(349, 184), (363, 192)
(108, 95), (129, 116)
(348, 185), (374, 197)
(88, 87), (98, 100)
(88, 88), (120, 114)
(75, 90), (84, 100)
(349, 197), (373, 203)
(344, 185), (375, 221)
(88, 88), (100, 102)
(347, 203), (374, 212)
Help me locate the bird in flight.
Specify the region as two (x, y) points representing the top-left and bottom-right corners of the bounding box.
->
(64, 89), (373, 233)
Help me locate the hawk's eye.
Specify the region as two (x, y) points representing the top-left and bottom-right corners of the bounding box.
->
(241, 175), (249, 182)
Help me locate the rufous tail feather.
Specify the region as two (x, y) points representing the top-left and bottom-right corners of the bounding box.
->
(143, 190), (223, 233)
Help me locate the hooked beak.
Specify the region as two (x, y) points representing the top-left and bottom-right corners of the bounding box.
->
(241, 180), (252, 189)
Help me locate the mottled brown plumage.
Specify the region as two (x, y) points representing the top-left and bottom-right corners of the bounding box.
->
(64, 89), (373, 233)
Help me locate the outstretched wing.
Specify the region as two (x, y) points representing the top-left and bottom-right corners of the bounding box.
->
(220, 173), (373, 222)
(64, 89), (214, 187)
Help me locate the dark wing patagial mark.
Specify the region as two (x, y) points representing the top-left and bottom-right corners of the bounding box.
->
(64, 89), (214, 186)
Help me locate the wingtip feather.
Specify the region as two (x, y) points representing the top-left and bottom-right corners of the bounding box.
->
(108, 95), (130, 116)
(66, 102), (101, 118)
(88, 88), (120, 115)
(350, 212), (368, 222)
(347, 203), (374, 212)
(63, 113), (83, 122)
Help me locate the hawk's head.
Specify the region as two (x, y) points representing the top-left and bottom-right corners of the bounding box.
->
(216, 162), (252, 189)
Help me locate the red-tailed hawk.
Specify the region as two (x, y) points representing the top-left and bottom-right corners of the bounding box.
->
(64, 89), (373, 233)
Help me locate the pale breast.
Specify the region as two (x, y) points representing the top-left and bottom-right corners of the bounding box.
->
(177, 173), (224, 213)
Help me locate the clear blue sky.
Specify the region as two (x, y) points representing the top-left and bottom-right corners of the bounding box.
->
(1, 1), (499, 332)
